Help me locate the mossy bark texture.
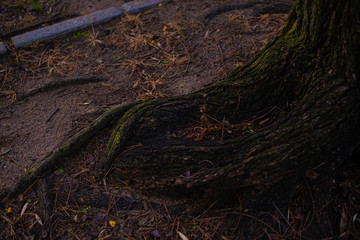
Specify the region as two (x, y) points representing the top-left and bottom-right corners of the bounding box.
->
(96, 0), (360, 200)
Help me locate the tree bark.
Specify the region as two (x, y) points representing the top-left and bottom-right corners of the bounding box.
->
(95, 0), (360, 200)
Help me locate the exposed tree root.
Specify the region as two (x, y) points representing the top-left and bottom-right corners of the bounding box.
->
(204, 1), (293, 24)
(252, 2), (294, 16)
(36, 176), (54, 239)
(18, 75), (108, 101)
(0, 100), (142, 201)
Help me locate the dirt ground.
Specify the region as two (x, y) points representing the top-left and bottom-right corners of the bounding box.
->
(0, 0), (324, 239)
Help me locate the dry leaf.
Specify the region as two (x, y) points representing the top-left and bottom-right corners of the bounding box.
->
(20, 202), (29, 217)
(178, 231), (189, 240)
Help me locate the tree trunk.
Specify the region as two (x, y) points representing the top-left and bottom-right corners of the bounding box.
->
(95, 0), (359, 199)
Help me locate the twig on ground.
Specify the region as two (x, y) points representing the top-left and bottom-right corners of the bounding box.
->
(46, 108), (60, 122)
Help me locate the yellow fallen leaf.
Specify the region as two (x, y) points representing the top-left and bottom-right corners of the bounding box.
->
(6, 207), (12, 214)
(109, 220), (116, 227)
